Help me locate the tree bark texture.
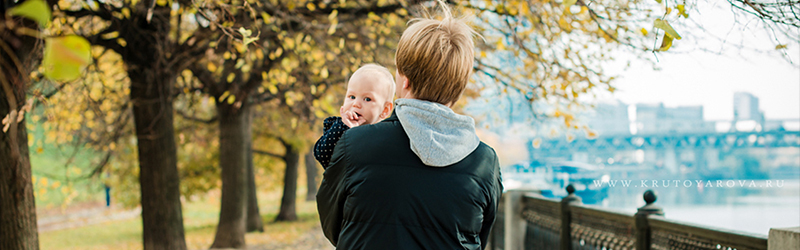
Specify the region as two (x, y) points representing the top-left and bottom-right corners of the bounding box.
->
(117, 5), (190, 250)
(244, 108), (263, 232)
(305, 151), (318, 201)
(129, 69), (187, 250)
(210, 102), (249, 248)
(0, 65), (39, 250)
(0, 8), (44, 250)
(0, 95), (38, 250)
(275, 142), (300, 221)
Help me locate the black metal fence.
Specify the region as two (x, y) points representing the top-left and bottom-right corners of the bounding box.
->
(489, 185), (769, 250)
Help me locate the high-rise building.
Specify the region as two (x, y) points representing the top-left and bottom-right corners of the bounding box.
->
(585, 100), (630, 136)
(733, 92), (764, 131)
(733, 92), (763, 121)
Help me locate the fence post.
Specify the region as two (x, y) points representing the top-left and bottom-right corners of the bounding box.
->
(560, 184), (582, 250)
(504, 190), (525, 250)
(635, 190), (664, 250)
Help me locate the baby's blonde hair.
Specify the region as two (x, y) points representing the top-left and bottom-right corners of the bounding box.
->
(395, 1), (477, 105)
(349, 63), (396, 101)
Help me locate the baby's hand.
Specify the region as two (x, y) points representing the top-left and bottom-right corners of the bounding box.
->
(340, 108), (366, 128)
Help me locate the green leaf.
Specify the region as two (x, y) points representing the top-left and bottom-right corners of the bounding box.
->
(8, 0), (51, 28)
(654, 19), (681, 40)
(42, 36), (92, 81)
(238, 27), (252, 37)
(238, 27), (258, 46)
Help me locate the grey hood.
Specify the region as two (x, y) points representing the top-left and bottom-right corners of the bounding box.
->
(395, 98), (480, 167)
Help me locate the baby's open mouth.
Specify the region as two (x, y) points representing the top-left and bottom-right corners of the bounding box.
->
(354, 111), (362, 118)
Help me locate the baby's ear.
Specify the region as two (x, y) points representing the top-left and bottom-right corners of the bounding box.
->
(381, 101), (394, 118)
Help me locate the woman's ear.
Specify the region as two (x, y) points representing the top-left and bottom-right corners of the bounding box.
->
(380, 101), (394, 119)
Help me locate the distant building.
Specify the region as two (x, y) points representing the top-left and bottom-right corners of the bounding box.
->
(734, 92), (763, 121)
(585, 101), (631, 136)
(733, 92), (765, 131)
(635, 103), (715, 134)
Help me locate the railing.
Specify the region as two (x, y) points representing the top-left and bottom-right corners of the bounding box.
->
(490, 185), (769, 250)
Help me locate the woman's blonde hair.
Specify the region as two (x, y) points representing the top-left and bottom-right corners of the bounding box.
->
(395, 1), (478, 106)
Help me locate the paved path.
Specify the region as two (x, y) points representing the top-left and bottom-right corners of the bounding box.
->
(248, 226), (334, 250)
(37, 203), (140, 232)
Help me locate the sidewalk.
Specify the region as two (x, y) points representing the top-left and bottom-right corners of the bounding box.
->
(248, 225), (334, 250)
(37, 202), (141, 232)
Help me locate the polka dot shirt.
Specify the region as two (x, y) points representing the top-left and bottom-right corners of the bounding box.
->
(314, 116), (349, 169)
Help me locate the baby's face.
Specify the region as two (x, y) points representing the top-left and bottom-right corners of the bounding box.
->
(341, 73), (392, 125)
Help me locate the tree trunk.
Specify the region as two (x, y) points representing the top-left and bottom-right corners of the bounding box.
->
(210, 102), (249, 248)
(0, 95), (38, 250)
(0, 57), (39, 250)
(1, 8), (47, 250)
(129, 69), (187, 250)
(245, 108), (263, 232)
(275, 142), (300, 221)
(305, 151), (318, 201)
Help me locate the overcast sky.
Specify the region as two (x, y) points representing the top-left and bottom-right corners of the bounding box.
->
(601, 2), (800, 121)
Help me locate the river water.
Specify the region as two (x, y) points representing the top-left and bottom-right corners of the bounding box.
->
(596, 179), (800, 236)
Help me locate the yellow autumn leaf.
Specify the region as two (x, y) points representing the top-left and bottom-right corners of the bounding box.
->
(496, 40), (505, 50)
(677, 4), (688, 18)
(328, 19), (338, 35)
(563, 0), (577, 7)
(653, 18), (681, 40)
(641, 28), (648, 36)
(532, 138), (542, 149)
(219, 91), (230, 101)
(8, 0), (51, 28)
(117, 38), (127, 47)
(558, 16), (572, 32)
(586, 129), (598, 139)
(42, 36), (92, 81)
(658, 33), (675, 51)
(775, 44), (788, 50)
(321, 67), (329, 78)
(329, 10), (338, 20)
(101, 31), (119, 40)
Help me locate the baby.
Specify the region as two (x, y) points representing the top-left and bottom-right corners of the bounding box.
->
(314, 63), (395, 168)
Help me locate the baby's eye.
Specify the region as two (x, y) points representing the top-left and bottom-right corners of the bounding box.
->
(364, 97), (372, 102)
(348, 95), (355, 99)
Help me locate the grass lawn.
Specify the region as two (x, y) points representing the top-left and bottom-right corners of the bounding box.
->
(39, 191), (322, 250)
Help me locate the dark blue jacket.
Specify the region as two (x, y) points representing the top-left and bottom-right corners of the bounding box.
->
(317, 113), (503, 250)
